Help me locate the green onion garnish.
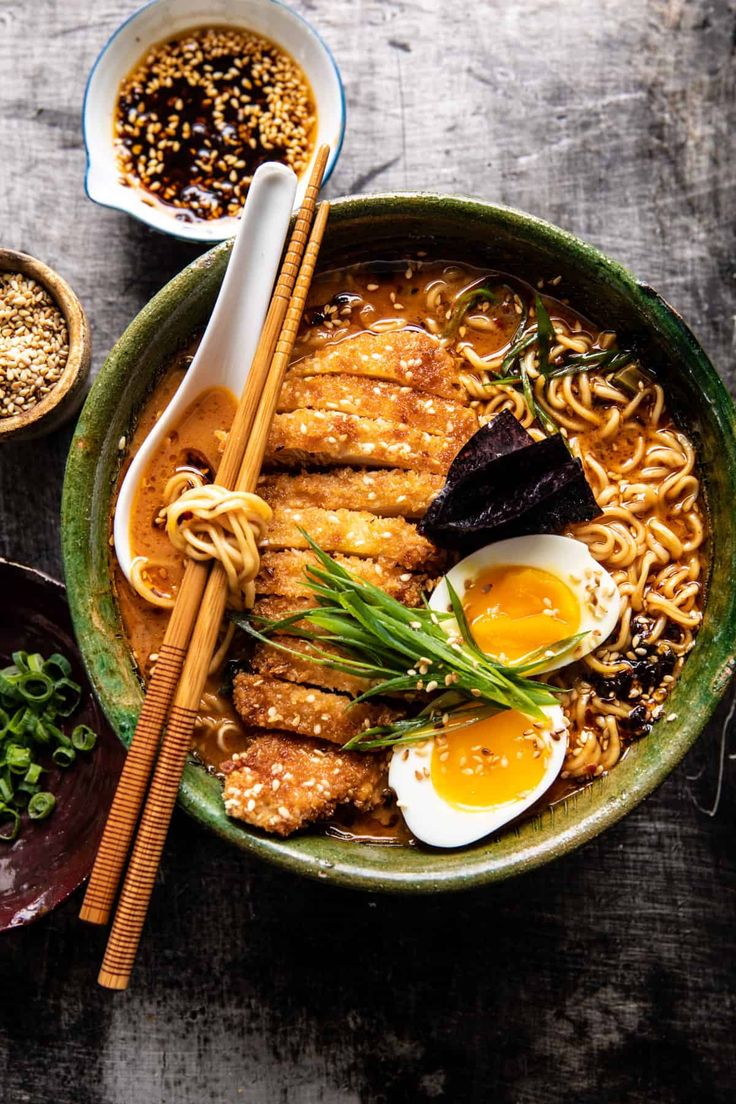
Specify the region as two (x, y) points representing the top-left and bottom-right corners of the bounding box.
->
(42, 653), (72, 681)
(472, 294), (637, 440)
(6, 744), (32, 775)
(28, 792), (56, 820)
(0, 646), (98, 841)
(0, 804), (20, 841)
(548, 348), (635, 378)
(52, 677), (82, 717)
(71, 724), (97, 752)
(236, 534), (562, 751)
(533, 294), (555, 377)
(17, 671), (54, 705)
(443, 282), (522, 339)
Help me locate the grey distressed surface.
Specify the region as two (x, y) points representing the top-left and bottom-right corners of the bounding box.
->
(1, 1), (735, 1101)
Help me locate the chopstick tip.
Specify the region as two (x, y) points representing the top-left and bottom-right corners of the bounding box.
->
(79, 903), (111, 926)
(98, 968), (131, 991)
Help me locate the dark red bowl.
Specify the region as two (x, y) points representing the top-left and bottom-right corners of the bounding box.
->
(0, 560), (124, 930)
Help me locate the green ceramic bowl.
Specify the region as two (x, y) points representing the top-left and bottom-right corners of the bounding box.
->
(61, 194), (736, 892)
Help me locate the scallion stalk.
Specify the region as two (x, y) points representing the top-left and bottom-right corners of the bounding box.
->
(236, 534), (565, 750)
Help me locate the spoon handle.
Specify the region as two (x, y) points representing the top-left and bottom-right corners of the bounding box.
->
(81, 148), (329, 930)
(113, 161), (296, 583)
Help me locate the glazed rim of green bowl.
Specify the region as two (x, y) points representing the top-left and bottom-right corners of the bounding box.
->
(61, 193), (736, 893)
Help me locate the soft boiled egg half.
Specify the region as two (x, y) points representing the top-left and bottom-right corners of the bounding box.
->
(389, 534), (621, 848)
(431, 533), (621, 675)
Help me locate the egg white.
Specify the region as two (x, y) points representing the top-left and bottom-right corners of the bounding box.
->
(389, 704), (568, 848)
(429, 533), (621, 674)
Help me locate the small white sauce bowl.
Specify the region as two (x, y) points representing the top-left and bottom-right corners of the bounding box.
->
(83, 0), (345, 243)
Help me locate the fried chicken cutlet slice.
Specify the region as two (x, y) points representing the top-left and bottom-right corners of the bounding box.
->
(221, 733), (388, 837)
(260, 505), (446, 571)
(256, 549), (431, 604)
(287, 329), (463, 400)
(265, 410), (462, 474)
(233, 674), (397, 745)
(258, 468), (444, 519)
(251, 636), (371, 696)
(277, 374), (477, 439)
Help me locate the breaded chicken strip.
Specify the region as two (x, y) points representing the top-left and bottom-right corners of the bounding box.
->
(251, 635), (371, 696)
(265, 410), (461, 474)
(221, 733), (388, 837)
(277, 374), (477, 439)
(258, 468), (443, 519)
(252, 594), (314, 616)
(288, 329), (463, 400)
(256, 549), (431, 605)
(233, 673), (397, 744)
(260, 505), (446, 571)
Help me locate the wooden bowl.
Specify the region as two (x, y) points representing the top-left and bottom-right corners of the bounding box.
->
(0, 249), (91, 443)
(61, 195), (736, 893)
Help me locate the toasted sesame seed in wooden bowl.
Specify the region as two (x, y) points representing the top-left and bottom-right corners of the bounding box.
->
(0, 249), (91, 443)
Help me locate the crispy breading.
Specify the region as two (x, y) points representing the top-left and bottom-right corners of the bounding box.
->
(256, 549), (431, 604)
(259, 505), (446, 571)
(258, 468), (444, 518)
(287, 329), (463, 400)
(221, 733), (389, 836)
(278, 373), (478, 439)
(225, 331), (465, 837)
(251, 636), (371, 696)
(252, 593), (316, 616)
(265, 409), (461, 474)
(233, 673), (397, 744)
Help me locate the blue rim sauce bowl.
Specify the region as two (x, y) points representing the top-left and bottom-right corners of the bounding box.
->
(82, 0), (345, 243)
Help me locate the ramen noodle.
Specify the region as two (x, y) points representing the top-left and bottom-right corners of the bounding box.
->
(113, 260), (706, 842)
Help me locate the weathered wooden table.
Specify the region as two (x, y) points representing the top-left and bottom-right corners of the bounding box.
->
(1, 1), (734, 1100)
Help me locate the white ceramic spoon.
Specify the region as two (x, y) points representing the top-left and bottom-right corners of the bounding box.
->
(114, 161), (298, 582)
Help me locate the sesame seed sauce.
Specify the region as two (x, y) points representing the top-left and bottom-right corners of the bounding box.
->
(114, 27), (317, 222)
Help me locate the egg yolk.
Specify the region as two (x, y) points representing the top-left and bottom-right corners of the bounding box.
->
(462, 564), (580, 662)
(430, 710), (551, 809)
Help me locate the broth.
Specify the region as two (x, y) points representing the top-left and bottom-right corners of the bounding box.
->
(114, 259), (707, 845)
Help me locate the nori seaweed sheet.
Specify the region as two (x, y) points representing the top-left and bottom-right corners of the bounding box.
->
(419, 411), (600, 551)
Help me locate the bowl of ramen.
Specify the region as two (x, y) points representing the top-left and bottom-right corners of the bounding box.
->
(61, 194), (736, 891)
(83, 0), (345, 242)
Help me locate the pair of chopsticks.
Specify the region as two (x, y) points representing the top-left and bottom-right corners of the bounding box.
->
(81, 146), (331, 990)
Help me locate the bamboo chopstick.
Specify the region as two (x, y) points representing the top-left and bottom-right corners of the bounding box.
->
(80, 146), (330, 928)
(97, 200), (330, 990)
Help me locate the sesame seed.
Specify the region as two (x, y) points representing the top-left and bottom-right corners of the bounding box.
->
(114, 27), (316, 221)
(0, 273), (69, 418)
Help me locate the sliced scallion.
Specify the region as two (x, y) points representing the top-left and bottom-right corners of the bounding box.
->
(52, 678), (82, 717)
(0, 804), (20, 841)
(52, 745), (76, 769)
(534, 294), (555, 377)
(613, 361), (651, 394)
(71, 724), (97, 752)
(18, 671), (54, 705)
(0, 646), (97, 840)
(6, 744), (32, 775)
(42, 653), (72, 681)
(28, 792), (56, 820)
